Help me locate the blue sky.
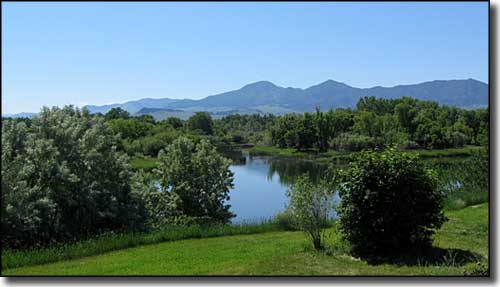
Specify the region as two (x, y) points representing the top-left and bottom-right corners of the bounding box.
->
(2, 2), (488, 114)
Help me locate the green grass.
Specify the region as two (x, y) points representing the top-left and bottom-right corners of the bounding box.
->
(3, 203), (488, 276)
(129, 157), (159, 170)
(2, 222), (284, 271)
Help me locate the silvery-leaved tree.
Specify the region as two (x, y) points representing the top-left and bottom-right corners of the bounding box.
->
(1, 106), (145, 248)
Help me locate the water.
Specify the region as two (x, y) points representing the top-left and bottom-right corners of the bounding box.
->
(227, 151), (329, 223)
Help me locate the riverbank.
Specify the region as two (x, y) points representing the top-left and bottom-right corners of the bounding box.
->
(130, 145), (485, 170)
(249, 145), (484, 159)
(3, 203), (488, 276)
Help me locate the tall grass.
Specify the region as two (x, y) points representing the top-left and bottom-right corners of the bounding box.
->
(2, 221), (284, 270)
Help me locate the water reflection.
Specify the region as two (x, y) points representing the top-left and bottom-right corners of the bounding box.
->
(226, 150), (330, 223)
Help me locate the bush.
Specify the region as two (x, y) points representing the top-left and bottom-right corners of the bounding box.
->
(273, 209), (299, 231)
(337, 148), (447, 257)
(330, 133), (378, 152)
(1, 107), (146, 248)
(286, 174), (336, 250)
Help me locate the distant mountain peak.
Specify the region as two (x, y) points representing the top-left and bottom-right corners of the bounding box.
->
(72, 78), (488, 117)
(308, 79), (353, 90)
(241, 81), (278, 90)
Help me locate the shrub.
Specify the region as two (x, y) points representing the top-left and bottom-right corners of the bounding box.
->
(286, 174), (336, 250)
(273, 209), (299, 231)
(330, 133), (378, 152)
(1, 107), (146, 248)
(337, 148), (447, 257)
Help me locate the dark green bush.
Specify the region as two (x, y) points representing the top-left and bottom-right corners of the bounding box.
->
(337, 148), (447, 257)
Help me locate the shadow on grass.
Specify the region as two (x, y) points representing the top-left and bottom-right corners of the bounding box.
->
(362, 246), (482, 267)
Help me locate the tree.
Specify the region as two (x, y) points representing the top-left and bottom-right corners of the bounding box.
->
(108, 118), (154, 140)
(186, 112), (214, 135)
(166, 117), (184, 129)
(337, 148), (446, 257)
(104, 107), (130, 120)
(2, 106), (145, 248)
(286, 174), (336, 250)
(314, 108), (330, 152)
(154, 136), (234, 223)
(296, 112), (317, 150)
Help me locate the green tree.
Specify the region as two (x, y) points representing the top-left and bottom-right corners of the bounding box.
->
(286, 174), (336, 250)
(166, 117), (184, 129)
(186, 112), (214, 135)
(2, 106), (145, 248)
(314, 108), (330, 152)
(337, 148), (446, 257)
(154, 136), (234, 223)
(104, 107), (130, 120)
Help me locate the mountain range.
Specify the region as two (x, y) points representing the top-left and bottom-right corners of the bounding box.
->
(4, 79), (488, 120)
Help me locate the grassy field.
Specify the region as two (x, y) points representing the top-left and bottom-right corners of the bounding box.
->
(3, 203), (488, 276)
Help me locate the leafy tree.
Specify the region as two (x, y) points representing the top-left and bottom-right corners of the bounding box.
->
(154, 136), (234, 223)
(314, 108), (330, 152)
(296, 112), (317, 150)
(286, 174), (336, 250)
(108, 118), (154, 140)
(104, 107), (130, 120)
(186, 112), (214, 135)
(2, 106), (145, 248)
(337, 148), (447, 257)
(166, 117), (184, 129)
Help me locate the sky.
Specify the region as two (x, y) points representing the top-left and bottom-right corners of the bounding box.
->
(2, 2), (489, 114)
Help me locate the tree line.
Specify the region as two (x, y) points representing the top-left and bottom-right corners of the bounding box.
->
(270, 96), (488, 151)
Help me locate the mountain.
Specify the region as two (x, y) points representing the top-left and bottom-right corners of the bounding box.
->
(82, 78), (488, 118)
(2, 112), (38, 118)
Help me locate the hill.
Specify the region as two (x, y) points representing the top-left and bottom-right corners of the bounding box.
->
(83, 79), (488, 118)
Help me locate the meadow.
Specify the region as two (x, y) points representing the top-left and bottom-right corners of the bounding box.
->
(3, 203), (488, 276)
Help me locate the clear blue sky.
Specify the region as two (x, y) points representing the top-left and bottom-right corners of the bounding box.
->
(2, 2), (488, 114)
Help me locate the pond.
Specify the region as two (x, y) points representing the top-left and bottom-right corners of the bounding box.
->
(227, 151), (331, 223)
(226, 150), (470, 223)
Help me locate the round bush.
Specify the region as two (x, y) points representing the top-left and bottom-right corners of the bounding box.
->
(337, 148), (447, 257)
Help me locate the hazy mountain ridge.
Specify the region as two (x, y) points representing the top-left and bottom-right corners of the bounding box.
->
(84, 79), (487, 116)
(4, 79), (488, 119)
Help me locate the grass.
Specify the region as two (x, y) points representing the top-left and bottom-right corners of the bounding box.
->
(129, 157), (159, 170)
(2, 221), (284, 271)
(3, 203), (488, 276)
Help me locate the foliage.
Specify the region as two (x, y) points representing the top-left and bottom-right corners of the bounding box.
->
(153, 136), (235, 223)
(104, 107), (130, 120)
(1, 106), (145, 248)
(286, 174), (336, 250)
(337, 148), (447, 257)
(266, 97), (488, 152)
(186, 112), (214, 135)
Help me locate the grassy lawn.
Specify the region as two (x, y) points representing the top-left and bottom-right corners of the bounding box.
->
(3, 203), (488, 276)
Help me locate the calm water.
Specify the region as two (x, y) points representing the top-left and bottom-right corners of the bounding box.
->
(226, 151), (468, 223)
(154, 148), (469, 224)
(227, 151), (329, 223)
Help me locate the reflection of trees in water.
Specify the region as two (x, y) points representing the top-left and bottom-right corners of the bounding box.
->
(425, 157), (487, 194)
(266, 158), (329, 186)
(218, 146), (246, 165)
